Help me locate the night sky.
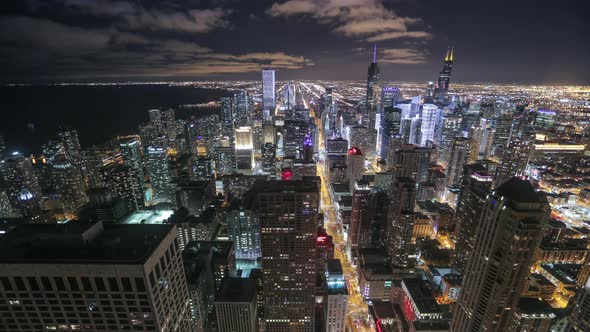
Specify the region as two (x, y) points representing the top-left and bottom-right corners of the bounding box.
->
(0, 0), (588, 84)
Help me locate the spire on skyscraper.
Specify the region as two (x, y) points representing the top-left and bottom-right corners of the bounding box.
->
(449, 46), (454, 61)
(373, 44), (377, 63)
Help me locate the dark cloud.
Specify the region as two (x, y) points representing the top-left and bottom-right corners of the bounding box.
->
(0, 0), (587, 83)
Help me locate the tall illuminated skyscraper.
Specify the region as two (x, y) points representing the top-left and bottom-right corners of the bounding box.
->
(52, 154), (88, 215)
(434, 46), (454, 100)
(145, 146), (172, 202)
(446, 137), (475, 187)
(255, 179), (319, 331)
(386, 177), (416, 267)
(0, 222), (194, 332)
(349, 180), (370, 252)
(452, 165), (494, 273)
(365, 44), (380, 115)
(57, 127), (82, 164)
(451, 177), (549, 331)
(379, 106), (401, 159)
(0, 152), (42, 212)
(346, 147), (364, 191)
(419, 104), (439, 146)
(120, 137), (145, 189)
(262, 69), (275, 121)
(570, 276), (590, 331)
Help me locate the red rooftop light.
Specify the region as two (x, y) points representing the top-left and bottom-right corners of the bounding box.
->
(348, 147), (362, 156)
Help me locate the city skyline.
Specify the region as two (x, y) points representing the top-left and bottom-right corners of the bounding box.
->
(1, 1), (589, 332)
(1, 0), (588, 84)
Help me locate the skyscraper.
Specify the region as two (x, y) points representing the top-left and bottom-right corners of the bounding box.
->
(227, 198), (261, 261)
(145, 146), (172, 202)
(0, 222), (194, 332)
(0, 152), (42, 213)
(570, 276), (590, 331)
(214, 278), (258, 332)
(102, 163), (144, 213)
(386, 177), (417, 266)
(366, 45), (380, 111)
(446, 137), (475, 188)
(349, 180), (371, 251)
(451, 178), (549, 331)
(57, 127), (82, 164)
(262, 69), (276, 121)
(325, 259), (348, 332)
(120, 137), (145, 189)
(379, 106), (402, 159)
(52, 155), (88, 215)
(434, 46), (454, 100)
(347, 147), (364, 191)
(452, 165), (494, 273)
(255, 179), (319, 331)
(419, 104), (439, 146)
(491, 111), (514, 159)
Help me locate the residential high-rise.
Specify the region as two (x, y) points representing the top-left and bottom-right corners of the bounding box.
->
(120, 137), (145, 188)
(0, 152), (42, 213)
(452, 165), (494, 273)
(491, 112), (513, 159)
(227, 197), (261, 261)
(419, 104), (439, 146)
(451, 177), (549, 331)
(102, 164), (144, 214)
(215, 278), (258, 332)
(220, 97), (234, 140)
(434, 47), (454, 100)
(262, 69), (276, 121)
(438, 115), (463, 166)
(386, 177), (417, 266)
(233, 90), (250, 127)
(347, 147), (364, 191)
(52, 154), (88, 215)
(145, 146), (172, 202)
(359, 190), (389, 249)
(495, 125), (535, 186)
(0, 222), (194, 332)
(325, 259), (348, 332)
(445, 137), (475, 187)
(570, 276), (590, 331)
(57, 127), (82, 164)
(349, 180), (371, 251)
(255, 179), (319, 331)
(379, 106), (402, 159)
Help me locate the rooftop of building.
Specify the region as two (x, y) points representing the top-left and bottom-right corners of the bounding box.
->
(331, 183), (350, 193)
(494, 177), (547, 204)
(516, 297), (555, 317)
(530, 273), (554, 287)
(442, 273), (462, 286)
(215, 278), (257, 303)
(369, 300), (397, 320)
(0, 221), (173, 265)
(327, 259), (343, 275)
(183, 240), (234, 259)
(251, 178), (320, 194)
(402, 278), (441, 314)
(540, 263), (580, 285)
(412, 320), (450, 331)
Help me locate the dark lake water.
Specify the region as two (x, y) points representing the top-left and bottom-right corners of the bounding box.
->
(0, 84), (230, 154)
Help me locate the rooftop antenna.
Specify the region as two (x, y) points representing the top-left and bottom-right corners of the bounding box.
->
(373, 44), (377, 63)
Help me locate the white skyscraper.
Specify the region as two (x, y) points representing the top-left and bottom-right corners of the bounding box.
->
(419, 103), (438, 146)
(262, 69), (275, 121)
